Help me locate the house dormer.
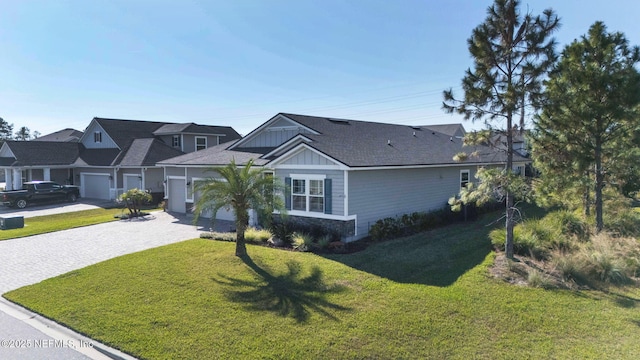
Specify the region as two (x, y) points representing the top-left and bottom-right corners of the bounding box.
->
(152, 123), (240, 153)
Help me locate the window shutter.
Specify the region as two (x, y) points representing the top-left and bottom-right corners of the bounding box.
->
(285, 177), (291, 210)
(324, 179), (332, 214)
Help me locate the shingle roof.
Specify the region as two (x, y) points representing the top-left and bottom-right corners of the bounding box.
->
(34, 128), (84, 142)
(278, 113), (527, 167)
(76, 147), (121, 167)
(158, 140), (269, 166)
(0, 141), (79, 166)
(94, 118), (168, 149)
(117, 139), (185, 166)
(153, 123), (241, 140)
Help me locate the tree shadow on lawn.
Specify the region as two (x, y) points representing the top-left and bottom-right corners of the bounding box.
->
(323, 218), (497, 287)
(212, 255), (351, 323)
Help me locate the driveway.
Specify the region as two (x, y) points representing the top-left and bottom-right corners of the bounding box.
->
(0, 198), (118, 219)
(0, 211), (212, 359)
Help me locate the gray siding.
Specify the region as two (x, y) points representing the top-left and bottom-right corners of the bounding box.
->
(182, 134), (220, 153)
(81, 122), (118, 149)
(348, 166), (477, 239)
(280, 148), (337, 166)
(275, 169), (345, 216)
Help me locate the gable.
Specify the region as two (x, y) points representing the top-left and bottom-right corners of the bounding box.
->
(279, 148), (340, 167)
(0, 143), (16, 158)
(232, 114), (319, 149)
(269, 144), (346, 170)
(80, 120), (118, 149)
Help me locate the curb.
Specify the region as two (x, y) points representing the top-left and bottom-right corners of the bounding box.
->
(0, 298), (137, 360)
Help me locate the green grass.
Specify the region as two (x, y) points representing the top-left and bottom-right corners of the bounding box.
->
(4, 216), (640, 359)
(0, 208), (131, 241)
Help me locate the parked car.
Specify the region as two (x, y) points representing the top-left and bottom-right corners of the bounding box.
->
(1, 181), (80, 209)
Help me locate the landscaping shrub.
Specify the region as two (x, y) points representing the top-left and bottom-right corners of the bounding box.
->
(245, 227), (271, 243)
(369, 204), (470, 241)
(200, 232), (236, 242)
(292, 232), (314, 252)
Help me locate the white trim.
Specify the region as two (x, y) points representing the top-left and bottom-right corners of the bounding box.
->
(186, 176), (206, 202)
(460, 169), (470, 190)
(344, 170), (349, 216)
(230, 113), (320, 150)
(290, 174), (326, 180)
(278, 210), (357, 222)
(267, 143), (349, 170)
(195, 136), (207, 151)
(262, 134), (314, 158)
(349, 161), (527, 171)
(270, 164), (343, 170)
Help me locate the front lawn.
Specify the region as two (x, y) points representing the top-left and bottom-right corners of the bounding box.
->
(4, 218), (640, 359)
(0, 208), (134, 241)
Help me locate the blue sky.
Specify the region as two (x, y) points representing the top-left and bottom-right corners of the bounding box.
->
(1, 0), (638, 137)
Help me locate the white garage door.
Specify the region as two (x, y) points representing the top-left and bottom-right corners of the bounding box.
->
(193, 182), (235, 221)
(82, 174), (110, 200)
(168, 178), (186, 213)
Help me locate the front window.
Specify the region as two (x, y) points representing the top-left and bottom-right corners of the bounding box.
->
(291, 177), (324, 213)
(172, 135), (181, 148)
(94, 131), (102, 143)
(195, 137), (207, 151)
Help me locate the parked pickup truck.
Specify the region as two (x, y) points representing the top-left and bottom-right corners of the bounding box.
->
(1, 181), (80, 209)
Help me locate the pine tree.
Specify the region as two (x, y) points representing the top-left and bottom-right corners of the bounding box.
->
(532, 21), (640, 232)
(0, 117), (14, 140)
(443, 0), (559, 259)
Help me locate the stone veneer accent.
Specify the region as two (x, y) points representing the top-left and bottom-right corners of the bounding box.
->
(274, 215), (356, 241)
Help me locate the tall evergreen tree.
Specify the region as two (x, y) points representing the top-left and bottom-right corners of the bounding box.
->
(443, 0), (559, 259)
(0, 117), (14, 140)
(532, 21), (640, 232)
(14, 126), (31, 141)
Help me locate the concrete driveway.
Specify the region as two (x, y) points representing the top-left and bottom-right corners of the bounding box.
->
(0, 211), (212, 359)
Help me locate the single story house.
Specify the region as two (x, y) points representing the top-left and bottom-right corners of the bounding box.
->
(0, 117), (241, 199)
(158, 113), (530, 241)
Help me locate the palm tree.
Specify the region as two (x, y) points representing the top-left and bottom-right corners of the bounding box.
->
(194, 159), (285, 256)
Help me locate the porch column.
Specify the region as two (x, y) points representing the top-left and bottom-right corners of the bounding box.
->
(12, 169), (22, 190)
(4, 169), (12, 190)
(43, 168), (51, 181)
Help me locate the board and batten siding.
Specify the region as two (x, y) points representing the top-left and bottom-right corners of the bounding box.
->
(348, 166), (477, 239)
(241, 118), (315, 148)
(275, 169), (345, 217)
(280, 148), (337, 166)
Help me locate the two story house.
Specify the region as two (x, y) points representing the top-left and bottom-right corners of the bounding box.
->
(0, 117), (240, 200)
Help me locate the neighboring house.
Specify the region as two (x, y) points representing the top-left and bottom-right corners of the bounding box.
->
(0, 118), (241, 200)
(33, 128), (84, 142)
(158, 113), (530, 241)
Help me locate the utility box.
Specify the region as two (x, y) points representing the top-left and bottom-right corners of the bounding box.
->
(0, 216), (24, 230)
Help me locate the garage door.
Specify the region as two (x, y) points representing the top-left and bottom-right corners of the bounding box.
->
(82, 174), (110, 199)
(168, 178), (186, 213)
(193, 181), (235, 221)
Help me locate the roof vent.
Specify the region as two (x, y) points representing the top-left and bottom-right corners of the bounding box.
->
(328, 118), (350, 125)
(412, 131), (416, 137)
(410, 126), (422, 130)
(450, 137), (453, 141)
(387, 139), (391, 146)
